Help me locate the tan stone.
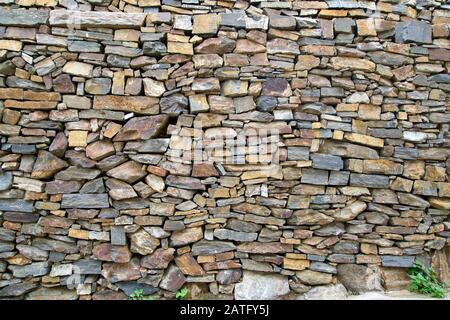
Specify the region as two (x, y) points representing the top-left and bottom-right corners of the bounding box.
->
(0, 40), (22, 51)
(68, 131), (88, 147)
(168, 42), (193, 55)
(62, 61), (93, 78)
(330, 57), (376, 72)
(357, 18), (377, 36)
(192, 14), (219, 35)
(344, 133), (384, 148)
(283, 258), (310, 271)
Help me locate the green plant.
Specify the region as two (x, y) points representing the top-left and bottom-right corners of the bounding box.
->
(408, 261), (448, 298)
(128, 288), (153, 300)
(175, 287), (188, 300)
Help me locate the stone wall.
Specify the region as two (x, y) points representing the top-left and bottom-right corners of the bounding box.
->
(0, 0), (449, 300)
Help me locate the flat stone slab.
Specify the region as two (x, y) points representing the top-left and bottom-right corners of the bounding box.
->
(61, 194), (110, 209)
(49, 10), (147, 29)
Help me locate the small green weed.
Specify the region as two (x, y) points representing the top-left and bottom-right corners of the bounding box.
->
(408, 261), (448, 298)
(128, 288), (153, 300)
(175, 287), (188, 300)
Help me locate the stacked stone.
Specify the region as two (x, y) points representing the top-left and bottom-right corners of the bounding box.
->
(0, 0), (449, 300)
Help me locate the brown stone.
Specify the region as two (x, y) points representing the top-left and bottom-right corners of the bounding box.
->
(113, 115), (169, 141)
(175, 254), (205, 276)
(93, 96), (159, 115)
(107, 161), (146, 184)
(31, 150), (69, 180)
(141, 248), (175, 269)
(93, 244), (132, 263)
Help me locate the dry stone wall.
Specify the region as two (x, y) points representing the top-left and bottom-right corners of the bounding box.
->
(0, 0), (449, 300)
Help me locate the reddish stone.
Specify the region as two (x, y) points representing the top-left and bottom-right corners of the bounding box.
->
(192, 163), (219, 177)
(175, 254), (205, 276)
(101, 258), (141, 283)
(93, 243), (131, 263)
(141, 248), (175, 269)
(53, 74), (75, 93)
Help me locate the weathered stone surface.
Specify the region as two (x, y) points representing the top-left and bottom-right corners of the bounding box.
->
(170, 227), (203, 247)
(141, 248), (175, 269)
(50, 10), (146, 28)
(299, 284), (348, 300)
(159, 264), (185, 292)
(61, 194), (109, 209)
(130, 229), (160, 255)
(102, 258), (141, 283)
(0, 282), (39, 298)
(94, 96), (159, 115)
(395, 21), (432, 44)
(337, 264), (383, 294)
(93, 244), (131, 263)
(113, 115), (169, 141)
(234, 271), (289, 300)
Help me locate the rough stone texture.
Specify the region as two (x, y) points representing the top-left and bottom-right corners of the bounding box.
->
(234, 271), (290, 300)
(0, 0), (448, 301)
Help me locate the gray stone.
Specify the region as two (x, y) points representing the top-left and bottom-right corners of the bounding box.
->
(143, 41), (167, 57)
(287, 147), (309, 161)
(0, 199), (34, 212)
(0, 9), (49, 26)
(315, 223), (345, 237)
(0, 172), (13, 191)
(213, 229), (258, 242)
(381, 256), (415, 268)
(256, 96), (278, 112)
(8, 262), (50, 278)
(191, 240), (236, 256)
(160, 94), (189, 116)
(16, 245), (48, 261)
(395, 21), (432, 44)
(301, 169), (329, 185)
(310, 262), (337, 274)
(311, 154), (343, 171)
(334, 18), (355, 33)
(350, 174), (389, 188)
(61, 194), (110, 209)
(32, 238), (78, 254)
(234, 271), (290, 300)
(107, 55), (131, 68)
(73, 259), (102, 275)
(367, 51), (412, 66)
(329, 171), (350, 185)
(302, 103), (336, 115)
(220, 12), (246, 28)
(110, 226), (127, 246)
(0, 282), (39, 298)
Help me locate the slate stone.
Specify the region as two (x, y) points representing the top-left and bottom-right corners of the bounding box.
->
(381, 255), (415, 268)
(349, 174), (390, 188)
(61, 194), (110, 209)
(395, 21), (432, 44)
(0, 282), (39, 298)
(0, 199), (34, 213)
(0, 9), (49, 27)
(0, 172), (13, 191)
(8, 262), (50, 278)
(191, 240), (236, 256)
(311, 154), (343, 171)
